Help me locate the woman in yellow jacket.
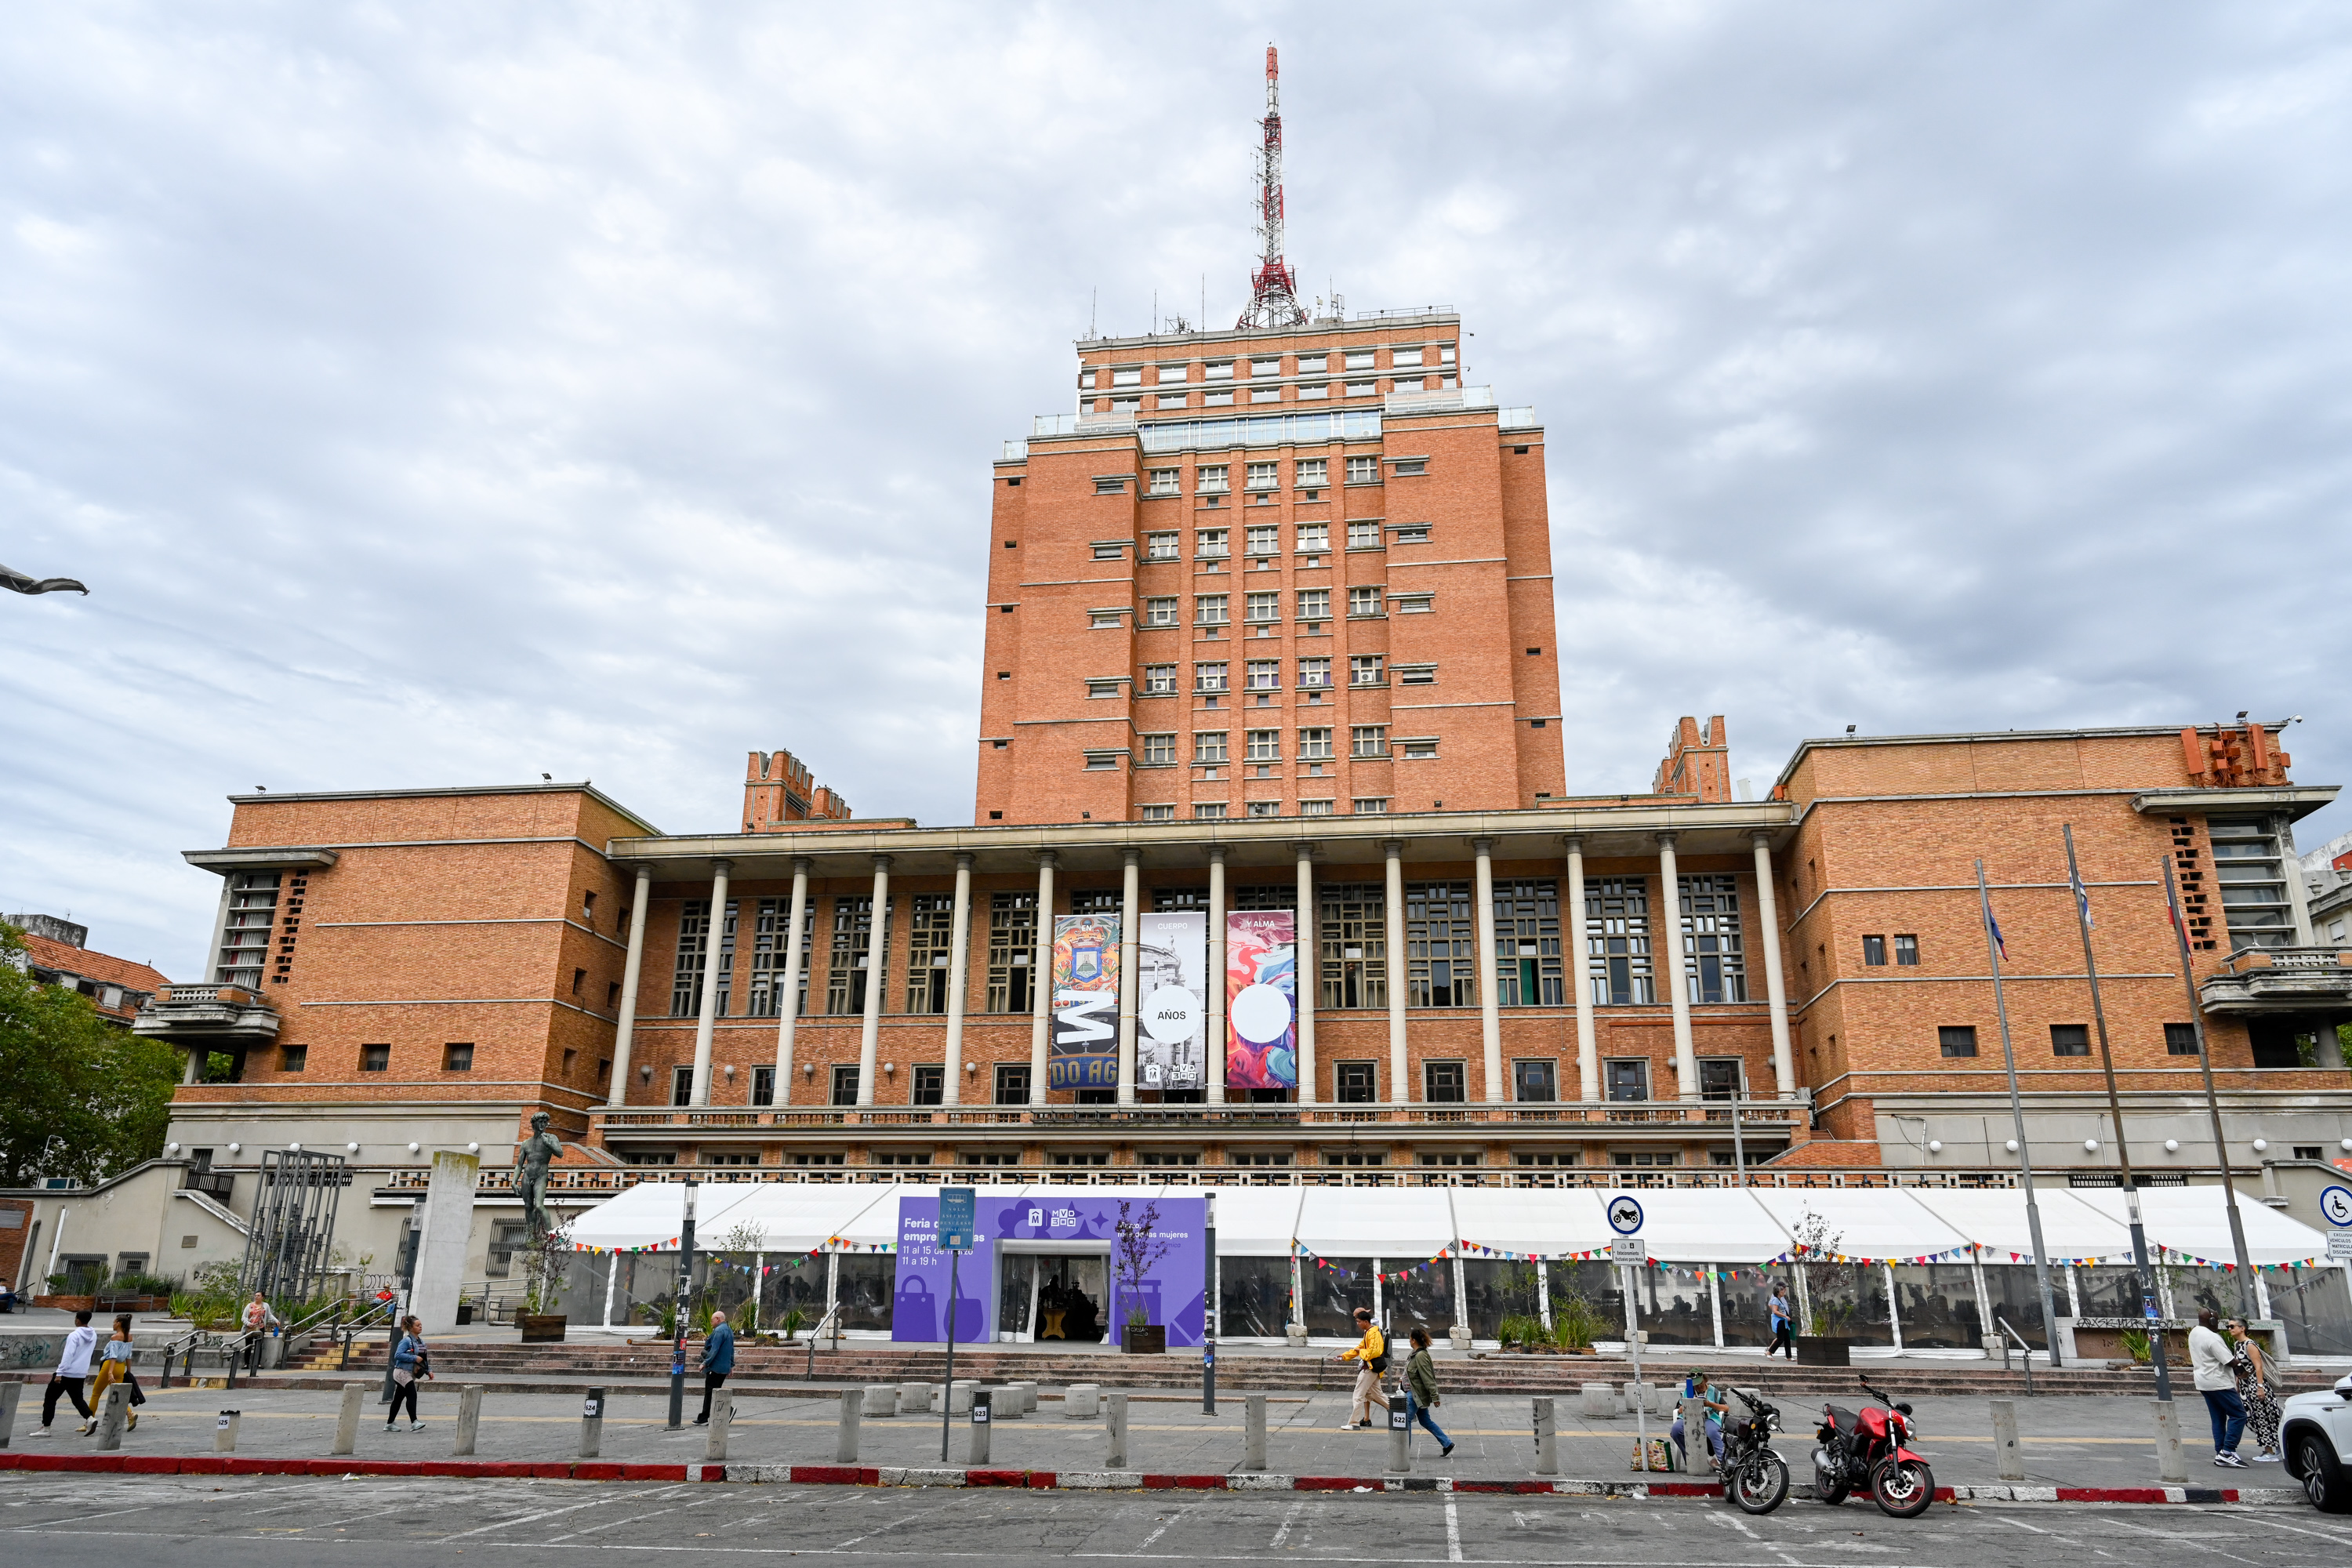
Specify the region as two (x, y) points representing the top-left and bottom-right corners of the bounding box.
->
(1338, 1308), (1388, 1429)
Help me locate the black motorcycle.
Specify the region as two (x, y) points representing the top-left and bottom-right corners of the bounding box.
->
(1721, 1385), (1790, 1514)
(1811, 1375), (1935, 1519)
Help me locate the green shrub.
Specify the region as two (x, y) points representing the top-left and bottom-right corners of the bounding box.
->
(1551, 1290), (1599, 1352)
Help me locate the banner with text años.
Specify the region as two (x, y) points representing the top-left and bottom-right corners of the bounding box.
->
(1137, 910), (1207, 1093)
(1224, 910), (1297, 1090)
(1049, 913), (1120, 1091)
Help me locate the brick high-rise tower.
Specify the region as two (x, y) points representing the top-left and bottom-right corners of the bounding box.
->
(978, 310), (1565, 826)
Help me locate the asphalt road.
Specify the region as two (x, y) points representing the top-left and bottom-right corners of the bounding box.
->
(5, 1472), (2350, 1568)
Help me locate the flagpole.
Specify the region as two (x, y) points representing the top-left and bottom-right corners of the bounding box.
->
(1978, 858), (2063, 1367)
(2159, 854), (2259, 1319)
(2062, 825), (2172, 1402)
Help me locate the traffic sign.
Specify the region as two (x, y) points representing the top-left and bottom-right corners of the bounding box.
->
(1606, 1196), (1645, 1236)
(2328, 1231), (2352, 1262)
(941, 1186), (976, 1252)
(2320, 1185), (2352, 1229)
(1610, 1237), (1646, 1265)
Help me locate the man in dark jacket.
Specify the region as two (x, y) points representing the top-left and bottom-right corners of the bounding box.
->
(695, 1310), (736, 1425)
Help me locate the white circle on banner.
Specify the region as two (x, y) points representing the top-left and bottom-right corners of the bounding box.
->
(1231, 983), (1292, 1044)
(1141, 985), (1200, 1044)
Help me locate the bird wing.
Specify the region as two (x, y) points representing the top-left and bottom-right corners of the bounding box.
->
(0, 563), (89, 595)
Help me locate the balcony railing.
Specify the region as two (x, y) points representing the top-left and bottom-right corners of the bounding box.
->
(133, 982), (281, 1046)
(586, 1097), (1807, 1134)
(1384, 385), (1494, 415)
(2198, 944), (2352, 1016)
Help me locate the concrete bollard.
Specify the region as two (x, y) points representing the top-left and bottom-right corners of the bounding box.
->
(1991, 1398), (2024, 1481)
(1243, 1392), (1268, 1471)
(332, 1382), (367, 1455)
(706, 1388), (734, 1461)
(1386, 1392), (1410, 1473)
(94, 1385), (130, 1451)
(969, 1389), (993, 1466)
(1678, 1394), (1708, 1473)
(0, 1382), (21, 1449)
(581, 1388), (605, 1458)
(453, 1387), (482, 1457)
(865, 1385), (898, 1419)
(1008, 1381), (1036, 1416)
(215, 1410), (240, 1453)
(1621, 1381), (1641, 1414)
(951, 1379), (978, 1414)
(1581, 1382), (1616, 1421)
(837, 1387), (864, 1464)
(1533, 1397), (1559, 1475)
(2154, 1398), (2187, 1484)
(1065, 1384), (1100, 1420)
(1105, 1391), (1129, 1468)
(898, 1381), (932, 1414)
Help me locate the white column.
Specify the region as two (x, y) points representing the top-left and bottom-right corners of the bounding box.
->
(1385, 839), (1408, 1104)
(1473, 837), (1504, 1105)
(1657, 833), (1697, 1102)
(1029, 851), (1056, 1107)
(1295, 843), (1317, 1107)
(856, 855), (890, 1108)
(690, 859), (732, 1107)
(1118, 848), (1142, 1107)
(943, 852), (974, 1108)
(608, 864), (653, 1106)
(1565, 836), (1598, 1104)
(772, 857), (811, 1108)
(1207, 846), (1228, 1107)
(1751, 833), (1795, 1098)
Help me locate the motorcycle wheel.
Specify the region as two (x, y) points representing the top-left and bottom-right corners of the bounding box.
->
(1812, 1465), (1848, 1506)
(1733, 1452), (1790, 1515)
(1870, 1458), (1935, 1519)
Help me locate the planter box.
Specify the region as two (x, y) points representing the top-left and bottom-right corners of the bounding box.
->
(1796, 1334), (1853, 1367)
(1120, 1323), (1167, 1355)
(518, 1314), (568, 1343)
(455, 1302), (474, 1326)
(34, 1296), (96, 1312)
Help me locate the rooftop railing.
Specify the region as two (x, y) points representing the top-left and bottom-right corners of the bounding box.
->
(585, 1097), (1808, 1133)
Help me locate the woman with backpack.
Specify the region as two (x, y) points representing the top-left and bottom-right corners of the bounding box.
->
(385, 1315), (430, 1432)
(1403, 1327), (1454, 1457)
(1338, 1307), (1388, 1429)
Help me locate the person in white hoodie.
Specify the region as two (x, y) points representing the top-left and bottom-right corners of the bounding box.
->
(2187, 1306), (2247, 1468)
(34, 1308), (97, 1436)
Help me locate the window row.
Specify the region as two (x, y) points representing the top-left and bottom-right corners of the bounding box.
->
(1131, 657), (1435, 693)
(1130, 587), (1397, 626)
(1141, 800), (1392, 821)
(1084, 345), (1456, 390)
(1936, 1022), (2204, 1058)
(1100, 379), (1458, 413)
(1140, 725), (1394, 764)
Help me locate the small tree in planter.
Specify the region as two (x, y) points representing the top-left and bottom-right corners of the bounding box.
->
(1788, 1207), (1857, 1363)
(1113, 1200), (1173, 1352)
(717, 1220), (770, 1336)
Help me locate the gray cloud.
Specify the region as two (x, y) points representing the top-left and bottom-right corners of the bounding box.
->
(3, 2), (2347, 975)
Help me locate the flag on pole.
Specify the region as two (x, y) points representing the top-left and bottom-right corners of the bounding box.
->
(2069, 860), (2093, 931)
(1986, 905), (2007, 962)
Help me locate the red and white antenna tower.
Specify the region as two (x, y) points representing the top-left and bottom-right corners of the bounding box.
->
(1238, 44), (1308, 331)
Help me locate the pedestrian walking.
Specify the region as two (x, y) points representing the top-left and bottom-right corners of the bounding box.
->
(2188, 1307), (2246, 1468)
(242, 1291), (281, 1372)
(694, 1308), (735, 1425)
(385, 1315), (430, 1432)
(1338, 1307), (1388, 1429)
(2227, 1319), (2282, 1463)
(1670, 1370), (1726, 1470)
(32, 1308), (97, 1436)
(85, 1314), (145, 1434)
(1766, 1282), (1795, 1359)
(1403, 1326), (1454, 1457)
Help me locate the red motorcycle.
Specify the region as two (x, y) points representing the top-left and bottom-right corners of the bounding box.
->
(1810, 1376), (1935, 1518)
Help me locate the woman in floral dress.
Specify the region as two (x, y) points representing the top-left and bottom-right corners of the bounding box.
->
(2228, 1319), (2282, 1462)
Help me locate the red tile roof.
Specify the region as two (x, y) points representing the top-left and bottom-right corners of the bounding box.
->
(19, 932), (169, 1018)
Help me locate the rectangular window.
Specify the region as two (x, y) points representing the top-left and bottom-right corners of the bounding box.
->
(1513, 1058), (1557, 1102)
(1142, 597), (1177, 626)
(1348, 586), (1383, 616)
(1333, 1061), (1378, 1102)
(1350, 655), (1385, 685)
(1246, 729), (1281, 761)
(1094, 478), (1127, 495)
(1352, 797), (1389, 814)
(751, 1065), (775, 1106)
(1245, 591), (1279, 622)
(1142, 663), (1177, 695)
(1345, 350), (1375, 371)
(1299, 798), (1334, 815)
(216, 871), (280, 986)
(1345, 380), (1377, 397)
(987, 891), (1037, 1014)
(993, 1062), (1030, 1105)
(1298, 727), (1334, 759)
(1396, 663), (1436, 686)
(1407, 880), (1478, 1008)
(1139, 804), (1174, 821)
(1392, 347), (1425, 368)
(1197, 465), (1229, 492)
(671, 898), (735, 1018)
(1401, 739), (1439, 760)
(1079, 370), (1096, 390)
(830, 1065), (860, 1106)
(1083, 752), (1118, 771)
(1156, 393), (1187, 408)
(905, 894), (956, 1014)
(911, 1064), (945, 1105)
(1605, 1060), (1650, 1102)
(1197, 528), (1229, 557)
(2209, 817), (2295, 948)
(1679, 874), (1747, 1004)
(1298, 656), (1331, 688)
(1245, 659), (1280, 690)
(1250, 357), (1281, 376)
(1493, 880), (1564, 1006)
(1392, 593), (1433, 613)
(1894, 934), (1918, 966)
(2165, 1022), (2200, 1056)
(1346, 519), (1381, 549)
(1297, 522), (1329, 551)
(1157, 364), (1188, 383)
(1392, 459), (1428, 476)
(1205, 389), (1234, 406)
(750, 896), (814, 1018)
(1587, 877), (1655, 1005)
(1298, 382), (1327, 398)
(1193, 802), (1229, 819)
(1145, 526), (1178, 553)
(1939, 1025), (1979, 1058)
(1297, 588), (1330, 619)
(278, 1044), (307, 1073)
(1203, 360), (1232, 380)
(826, 895), (885, 1016)
(1862, 935), (1887, 966)
(1195, 731), (1229, 763)
(441, 1040), (474, 1072)
(1346, 456), (1379, 483)
(1351, 725), (1388, 757)
(1087, 679), (1122, 699)
(1141, 733), (1177, 765)
(1111, 366), (1142, 387)
(1245, 524), (1279, 556)
(1297, 459), (1328, 486)
(1089, 611), (1123, 628)
(1247, 800), (1281, 818)
(670, 1065), (694, 1105)
(1196, 593), (1229, 624)
(1424, 1060), (1467, 1102)
(1195, 662), (1229, 691)
(1392, 523), (1430, 544)
(2051, 1024), (2092, 1057)
(360, 1043), (390, 1073)
(1246, 462), (1279, 490)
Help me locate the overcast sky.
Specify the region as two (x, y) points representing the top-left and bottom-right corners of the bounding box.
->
(5, 3), (2347, 977)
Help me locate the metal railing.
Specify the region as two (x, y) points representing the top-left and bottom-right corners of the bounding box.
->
(588, 1096), (1809, 1132)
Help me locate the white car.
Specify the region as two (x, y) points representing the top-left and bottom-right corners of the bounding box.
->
(2281, 1372), (2352, 1512)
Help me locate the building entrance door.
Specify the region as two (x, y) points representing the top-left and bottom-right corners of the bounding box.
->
(999, 1253), (1109, 1344)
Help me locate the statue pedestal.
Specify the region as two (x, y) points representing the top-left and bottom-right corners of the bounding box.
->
(411, 1150), (481, 1334)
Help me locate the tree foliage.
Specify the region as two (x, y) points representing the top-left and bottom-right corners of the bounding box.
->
(0, 924), (180, 1186)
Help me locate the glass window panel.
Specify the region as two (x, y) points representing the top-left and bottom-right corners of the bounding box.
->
(1303, 1257), (1377, 1338)
(1548, 1261), (1625, 1345)
(1890, 1264), (1982, 1348)
(1218, 1256), (1295, 1339)
(1406, 880), (1478, 1007)
(1586, 877), (1654, 1005)
(2274, 1265), (2352, 1358)
(1978, 1265), (2053, 1349)
(1492, 878), (1563, 1006)
(1717, 1267), (1791, 1348)
(836, 1254), (896, 1332)
(1463, 1259), (1543, 1339)
(2070, 1265), (2143, 1318)
(1798, 1261), (1894, 1345)
(1630, 1266), (1715, 1345)
(1384, 1258), (1456, 1341)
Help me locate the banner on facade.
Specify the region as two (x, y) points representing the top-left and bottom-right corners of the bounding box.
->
(1048, 913), (1120, 1091)
(1225, 909), (1297, 1089)
(1137, 910), (1207, 1092)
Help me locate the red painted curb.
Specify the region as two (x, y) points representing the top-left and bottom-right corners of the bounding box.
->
(573, 1462), (626, 1481)
(1142, 1474), (1229, 1490)
(1291, 1475), (1374, 1491)
(789, 1465), (880, 1486)
(1025, 1471), (1058, 1490)
(178, 1457), (229, 1475)
(2059, 1488), (2165, 1504)
(622, 1463), (687, 1482)
(1645, 1483), (1722, 1497)
(965, 1469), (1033, 1488)
(1453, 1480), (1557, 1494)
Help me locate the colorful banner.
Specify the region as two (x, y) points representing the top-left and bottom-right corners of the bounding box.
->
(1049, 913), (1120, 1091)
(1137, 910), (1207, 1092)
(1225, 909), (1297, 1089)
